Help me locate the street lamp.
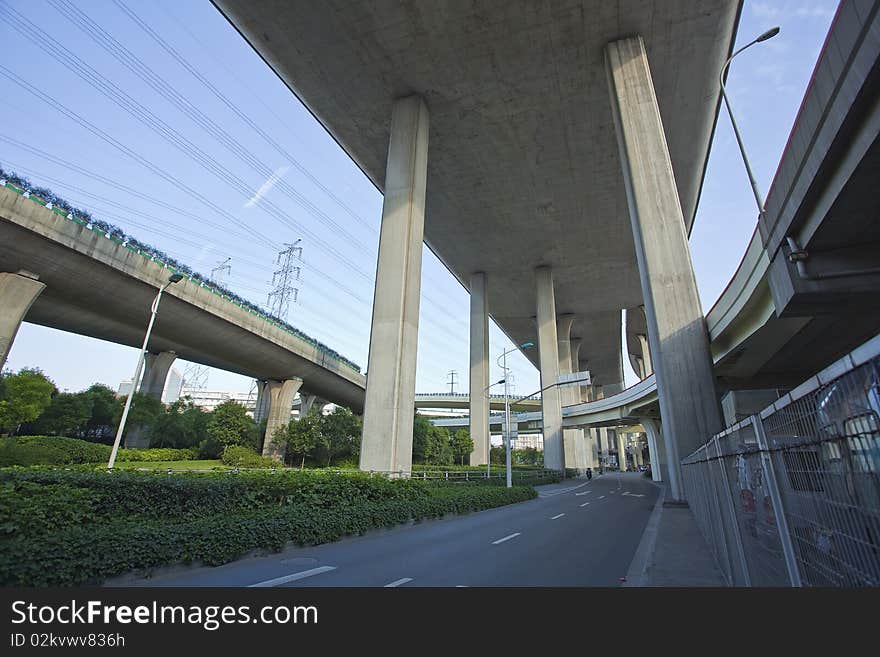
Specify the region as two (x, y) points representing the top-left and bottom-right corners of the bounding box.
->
(483, 377), (507, 479)
(719, 26), (780, 215)
(497, 341), (534, 488)
(107, 273), (184, 469)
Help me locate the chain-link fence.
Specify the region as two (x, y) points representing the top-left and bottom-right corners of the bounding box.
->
(681, 334), (880, 586)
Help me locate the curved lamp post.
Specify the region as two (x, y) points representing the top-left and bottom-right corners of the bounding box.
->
(719, 26), (780, 214)
(108, 273), (183, 469)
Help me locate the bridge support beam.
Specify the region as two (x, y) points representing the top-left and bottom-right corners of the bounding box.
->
(641, 418), (664, 482)
(558, 316), (586, 471)
(606, 36), (722, 500)
(140, 351), (177, 399)
(468, 272), (490, 466)
(535, 267), (564, 471)
(300, 393), (326, 417)
(262, 378), (303, 461)
(0, 271), (45, 370)
(360, 95), (429, 474)
(253, 380), (271, 424)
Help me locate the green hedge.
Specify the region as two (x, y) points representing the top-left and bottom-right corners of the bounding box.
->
(221, 445), (278, 468)
(0, 468), (536, 586)
(0, 436), (197, 466)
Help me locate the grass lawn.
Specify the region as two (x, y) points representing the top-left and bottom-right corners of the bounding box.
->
(113, 459), (227, 471)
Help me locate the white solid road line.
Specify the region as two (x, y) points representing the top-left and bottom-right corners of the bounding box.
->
(550, 513), (565, 520)
(247, 566), (337, 588)
(575, 491), (592, 496)
(492, 532), (521, 545)
(384, 578), (413, 587)
(580, 502), (590, 507)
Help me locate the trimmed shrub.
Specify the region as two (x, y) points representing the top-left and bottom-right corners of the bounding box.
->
(0, 436), (198, 466)
(117, 447), (199, 462)
(0, 467), (537, 586)
(0, 436), (109, 466)
(221, 445), (277, 468)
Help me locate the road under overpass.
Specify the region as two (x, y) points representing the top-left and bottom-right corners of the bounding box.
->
(214, 0), (743, 485)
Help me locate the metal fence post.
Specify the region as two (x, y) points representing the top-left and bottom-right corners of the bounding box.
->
(713, 436), (752, 586)
(753, 413), (803, 587)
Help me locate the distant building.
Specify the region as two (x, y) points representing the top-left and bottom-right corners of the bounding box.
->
(179, 388), (255, 413)
(117, 379), (133, 398)
(512, 434), (543, 451)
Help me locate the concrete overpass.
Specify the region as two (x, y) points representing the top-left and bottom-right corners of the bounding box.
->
(214, 0), (743, 479)
(414, 392), (541, 413)
(0, 186), (366, 457)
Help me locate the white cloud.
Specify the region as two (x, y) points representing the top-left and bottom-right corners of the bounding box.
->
(795, 5), (835, 18)
(751, 2), (781, 19)
(244, 166), (288, 208)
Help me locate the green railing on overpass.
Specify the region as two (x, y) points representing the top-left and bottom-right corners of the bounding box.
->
(0, 173), (362, 374)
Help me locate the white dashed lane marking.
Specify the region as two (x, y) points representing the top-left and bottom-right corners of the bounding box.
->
(580, 502), (590, 507)
(384, 578), (413, 587)
(248, 566), (337, 588)
(492, 533), (521, 545)
(550, 513), (565, 520)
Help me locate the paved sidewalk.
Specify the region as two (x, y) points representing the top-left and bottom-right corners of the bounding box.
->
(625, 482), (727, 587)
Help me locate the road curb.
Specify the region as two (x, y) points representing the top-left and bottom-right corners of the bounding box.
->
(622, 482), (666, 587)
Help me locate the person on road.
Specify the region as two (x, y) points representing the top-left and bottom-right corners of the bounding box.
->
(586, 468), (593, 480)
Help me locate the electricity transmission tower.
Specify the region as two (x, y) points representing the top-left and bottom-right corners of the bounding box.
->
(267, 240), (302, 320)
(181, 362), (209, 395)
(211, 257), (231, 286)
(447, 370), (458, 394)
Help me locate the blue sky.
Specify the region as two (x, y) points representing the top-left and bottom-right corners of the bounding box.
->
(1, 0), (836, 398)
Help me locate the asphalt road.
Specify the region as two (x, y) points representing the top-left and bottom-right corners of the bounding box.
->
(122, 472), (658, 587)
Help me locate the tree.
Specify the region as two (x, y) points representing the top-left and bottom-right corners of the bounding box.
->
(0, 368), (55, 434)
(120, 392), (165, 445)
(490, 445), (505, 465)
(424, 426), (453, 465)
(317, 407), (361, 467)
(151, 398), (209, 449)
(412, 414), (432, 463)
(281, 409), (323, 468)
(206, 400), (255, 449)
(451, 428), (474, 465)
(82, 384), (121, 441)
(31, 392), (92, 436)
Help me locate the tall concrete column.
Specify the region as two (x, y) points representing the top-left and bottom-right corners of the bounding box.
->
(253, 380), (271, 424)
(469, 272), (490, 465)
(0, 271), (45, 370)
(262, 378), (303, 461)
(617, 432), (628, 471)
(558, 315), (583, 470)
(606, 36), (723, 500)
(360, 95), (429, 474)
(299, 393), (326, 417)
(637, 333), (653, 376)
(535, 267), (564, 471)
(641, 418), (664, 482)
(140, 351), (177, 399)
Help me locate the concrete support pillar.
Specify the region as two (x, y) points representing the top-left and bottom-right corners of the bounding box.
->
(299, 393), (326, 417)
(253, 380), (271, 424)
(558, 315), (584, 470)
(606, 36), (723, 500)
(535, 267), (564, 471)
(641, 418), (664, 482)
(360, 95), (429, 474)
(617, 432), (628, 471)
(637, 332), (653, 376)
(262, 378), (303, 461)
(140, 351), (177, 399)
(468, 272), (490, 466)
(0, 271), (45, 370)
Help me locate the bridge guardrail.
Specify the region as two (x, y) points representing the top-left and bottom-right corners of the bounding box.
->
(681, 332), (880, 587)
